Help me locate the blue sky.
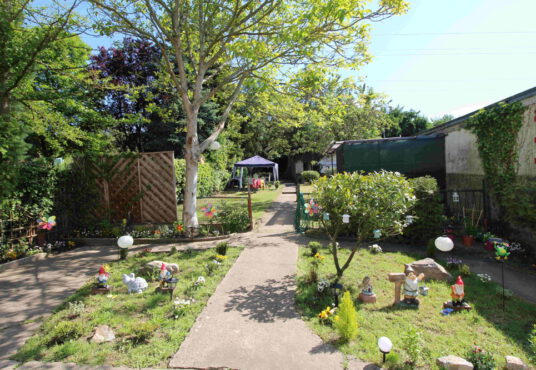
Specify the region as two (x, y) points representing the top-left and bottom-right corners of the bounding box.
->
(79, 0), (536, 119)
(356, 0), (536, 118)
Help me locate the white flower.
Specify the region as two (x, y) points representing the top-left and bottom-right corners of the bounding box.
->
(195, 276), (206, 285)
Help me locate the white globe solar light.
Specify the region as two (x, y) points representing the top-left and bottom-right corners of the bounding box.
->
(435, 236), (454, 252)
(378, 336), (393, 362)
(117, 235), (134, 249)
(342, 214), (350, 223)
(209, 141), (221, 150)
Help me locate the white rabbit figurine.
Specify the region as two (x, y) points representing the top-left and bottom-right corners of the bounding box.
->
(122, 273), (148, 293)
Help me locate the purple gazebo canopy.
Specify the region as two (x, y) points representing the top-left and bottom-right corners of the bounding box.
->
(233, 155), (279, 181)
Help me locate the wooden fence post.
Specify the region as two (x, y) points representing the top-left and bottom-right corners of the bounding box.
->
(247, 189), (253, 231)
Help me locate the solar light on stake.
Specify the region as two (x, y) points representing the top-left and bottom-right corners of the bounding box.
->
(342, 214), (350, 223)
(117, 235), (134, 259)
(452, 191), (460, 203)
(378, 336), (392, 363)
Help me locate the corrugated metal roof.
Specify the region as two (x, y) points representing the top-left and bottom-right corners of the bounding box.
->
(420, 86), (536, 135)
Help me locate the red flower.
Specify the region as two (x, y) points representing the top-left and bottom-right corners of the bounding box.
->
(176, 224), (184, 232)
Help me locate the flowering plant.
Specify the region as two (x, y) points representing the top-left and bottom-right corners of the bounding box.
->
(476, 273), (491, 283)
(465, 345), (496, 369)
(446, 257), (463, 269)
(317, 306), (336, 324)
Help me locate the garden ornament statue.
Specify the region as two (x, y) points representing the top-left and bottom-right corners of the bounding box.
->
(92, 265), (112, 294)
(443, 275), (471, 311)
(96, 266), (109, 288)
(159, 263), (172, 287)
(401, 267), (425, 307)
(122, 273), (148, 293)
(358, 276), (377, 303)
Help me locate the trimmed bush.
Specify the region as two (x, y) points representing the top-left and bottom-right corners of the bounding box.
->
(214, 202), (250, 234)
(46, 321), (85, 346)
(333, 291), (358, 341)
(307, 241), (322, 256)
(216, 242), (228, 255)
(300, 170), (320, 183)
(401, 176), (444, 244)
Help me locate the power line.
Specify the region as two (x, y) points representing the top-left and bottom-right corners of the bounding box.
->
(375, 31), (536, 36)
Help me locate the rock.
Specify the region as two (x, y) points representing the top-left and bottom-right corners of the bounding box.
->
(406, 258), (452, 281)
(91, 325), (115, 343)
(436, 355), (474, 370)
(505, 356), (527, 370)
(145, 260), (179, 274)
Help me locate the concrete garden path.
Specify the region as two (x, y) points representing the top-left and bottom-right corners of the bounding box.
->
(169, 186), (374, 370)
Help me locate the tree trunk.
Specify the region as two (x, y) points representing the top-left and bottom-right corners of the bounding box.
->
(182, 113), (201, 237)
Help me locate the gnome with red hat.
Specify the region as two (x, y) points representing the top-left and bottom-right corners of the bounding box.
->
(96, 265), (110, 288)
(159, 263), (172, 287)
(450, 275), (469, 307)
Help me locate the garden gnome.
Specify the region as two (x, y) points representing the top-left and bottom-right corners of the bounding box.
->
(402, 267), (425, 306)
(159, 263), (172, 287)
(450, 275), (469, 307)
(96, 265), (109, 288)
(358, 276), (377, 303)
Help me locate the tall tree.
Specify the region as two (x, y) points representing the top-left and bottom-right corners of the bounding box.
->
(384, 106), (430, 137)
(89, 0), (408, 235)
(0, 0), (83, 200)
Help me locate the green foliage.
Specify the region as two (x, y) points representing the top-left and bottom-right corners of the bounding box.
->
(401, 176), (444, 244)
(213, 202), (250, 234)
(274, 181), (280, 189)
(332, 291), (358, 342)
(426, 239), (437, 258)
(459, 264), (471, 276)
(385, 107), (431, 137)
(466, 101), (531, 225)
(313, 171), (415, 279)
(215, 242), (228, 256)
(529, 324), (536, 361)
(308, 241), (322, 256)
(126, 322), (158, 344)
(300, 171), (320, 183)
(402, 326), (424, 365)
(46, 321), (85, 346)
(175, 159), (230, 202)
(465, 346), (496, 370)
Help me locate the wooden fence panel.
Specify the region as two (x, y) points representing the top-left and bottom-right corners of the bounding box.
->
(139, 152), (177, 223)
(92, 152), (177, 224)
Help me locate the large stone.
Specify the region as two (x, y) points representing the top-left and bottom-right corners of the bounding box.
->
(145, 260), (179, 274)
(505, 356), (527, 370)
(91, 325), (115, 343)
(436, 355), (474, 370)
(406, 258), (452, 281)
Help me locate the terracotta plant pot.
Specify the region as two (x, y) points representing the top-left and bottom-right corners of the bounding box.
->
(462, 235), (474, 247)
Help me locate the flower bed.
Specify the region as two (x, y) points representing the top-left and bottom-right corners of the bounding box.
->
(13, 246), (242, 367)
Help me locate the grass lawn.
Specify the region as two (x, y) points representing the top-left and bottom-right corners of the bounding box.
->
(177, 187), (282, 223)
(296, 245), (536, 369)
(13, 247), (243, 368)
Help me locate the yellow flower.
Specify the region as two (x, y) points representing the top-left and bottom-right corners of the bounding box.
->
(314, 253), (325, 261)
(216, 254), (228, 261)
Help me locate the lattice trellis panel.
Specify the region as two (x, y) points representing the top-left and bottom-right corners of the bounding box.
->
(139, 151), (178, 223)
(92, 152), (177, 223)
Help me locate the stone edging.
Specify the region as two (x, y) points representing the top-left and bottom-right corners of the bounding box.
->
(71, 234), (233, 246)
(0, 253), (48, 273)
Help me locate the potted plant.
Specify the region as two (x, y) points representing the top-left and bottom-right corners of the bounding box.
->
(462, 207), (482, 247)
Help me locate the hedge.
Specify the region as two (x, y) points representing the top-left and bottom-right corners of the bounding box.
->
(174, 159), (230, 202)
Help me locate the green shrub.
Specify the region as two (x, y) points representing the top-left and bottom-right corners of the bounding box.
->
(214, 202), (250, 234)
(426, 238), (437, 258)
(46, 321), (85, 346)
(465, 345), (496, 370)
(274, 180), (280, 189)
(401, 176), (444, 244)
(174, 159), (230, 203)
(529, 324), (536, 361)
(215, 242), (228, 255)
(300, 170), (320, 183)
(459, 264), (471, 276)
(402, 326), (424, 365)
(307, 241), (322, 256)
(333, 291), (358, 342)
